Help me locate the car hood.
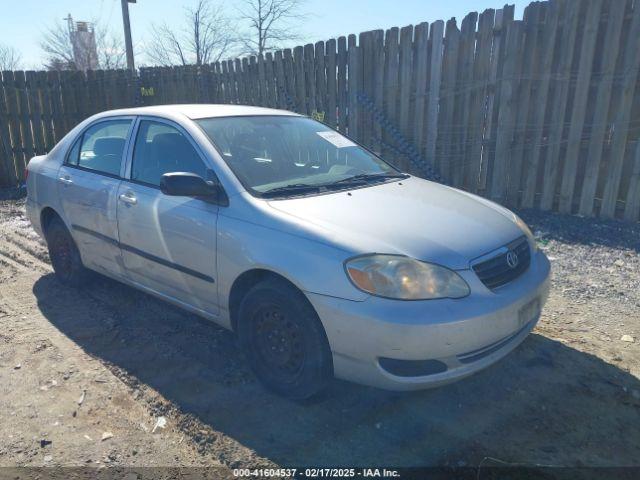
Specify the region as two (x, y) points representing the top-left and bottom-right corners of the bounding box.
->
(266, 176), (524, 270)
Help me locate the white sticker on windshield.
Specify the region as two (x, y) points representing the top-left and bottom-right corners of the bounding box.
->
(316, 131), (357, 148)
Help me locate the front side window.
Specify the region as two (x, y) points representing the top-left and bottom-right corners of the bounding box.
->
(197, 116), (402, 197)
(78, 120), (131, 176)
(131, 120), (208, 187)
(66, 138), (81, 166)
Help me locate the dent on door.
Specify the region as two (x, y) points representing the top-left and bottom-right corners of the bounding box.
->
(116, 182), (219, 314)
(56, 165), (124, 277)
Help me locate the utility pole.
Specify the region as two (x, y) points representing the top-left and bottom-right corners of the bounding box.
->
(121, 0), (136, 70)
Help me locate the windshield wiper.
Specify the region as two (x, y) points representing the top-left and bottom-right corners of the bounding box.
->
(324, 172), (409, 187)
(260, 183), (323, 198)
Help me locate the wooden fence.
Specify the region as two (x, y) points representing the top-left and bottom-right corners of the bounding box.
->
(1, 0), (639, 221)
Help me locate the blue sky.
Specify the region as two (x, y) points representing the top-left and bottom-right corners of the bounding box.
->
(2, 0), (528, 69)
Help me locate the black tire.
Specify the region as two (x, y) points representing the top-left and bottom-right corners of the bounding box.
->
(237, 278), (333, 400)
(45, 217), (91, 287)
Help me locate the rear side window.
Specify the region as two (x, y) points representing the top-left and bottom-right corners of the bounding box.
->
(131, 120), (208, 187)
(77, 120), (131, 176)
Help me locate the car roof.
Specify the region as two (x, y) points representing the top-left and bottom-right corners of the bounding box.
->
(97, 104), (301, 120)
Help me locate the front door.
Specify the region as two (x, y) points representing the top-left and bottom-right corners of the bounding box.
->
(116, 118), (219, 315)
(57, 118), (133, 278)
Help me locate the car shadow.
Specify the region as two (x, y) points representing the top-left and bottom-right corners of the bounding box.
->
(33, 273), (640, 467)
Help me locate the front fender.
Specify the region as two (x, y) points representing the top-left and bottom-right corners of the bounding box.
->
(216, 212), (368, 315)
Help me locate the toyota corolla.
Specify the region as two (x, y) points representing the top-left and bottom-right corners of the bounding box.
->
(26, 105), (550, 399)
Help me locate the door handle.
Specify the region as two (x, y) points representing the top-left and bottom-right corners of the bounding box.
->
(119, 193), (137, 205)
(58, 176), (73, 185)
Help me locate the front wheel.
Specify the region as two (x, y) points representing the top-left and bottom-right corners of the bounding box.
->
(45, 217), (91, 287)
(237, 278), (333, 400)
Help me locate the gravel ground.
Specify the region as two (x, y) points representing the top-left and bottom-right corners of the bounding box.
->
(0, 198), (638, 473)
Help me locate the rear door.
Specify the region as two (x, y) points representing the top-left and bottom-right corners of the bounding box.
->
(116, 117), (219, 315)
(57, 117), (133, 278)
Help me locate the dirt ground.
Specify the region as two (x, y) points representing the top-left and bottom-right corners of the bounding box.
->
(0, 198), (639, 471)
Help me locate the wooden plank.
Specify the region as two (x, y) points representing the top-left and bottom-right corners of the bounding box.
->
(521, 0), (561, 208)
(167, 67), (180, 104)
(103, 69), (115, 109)
(539, 0), (581, 211)
(294, 46), (306, 113)
(258, 54), (267, 106)
(36, 71), (54, 151)
(466, 9), (495, 192)
(283, 49), (296, 111)
(75, 70), (89, 120)
(436, 19), (460, 183)
(337, 37), (348, 131)
(265, 53), (276, 107)
(623, 140), (640, 221)
(600, 0), (640, 218)
(425, 20), (444, 173)
(506, 2), (543, 206)
(86, 70), (98, 114)
(490, 21), (524, 202)
(242, 58), (251, 104)
(452, 12), (477, 187)
(358, 31), (373, 148)
(220, 61), (229, 103)
(382, 27), (399, 160)
(412, 22), (429, 163)
(371, 30), (384, 155)
(397, 25), (413, 171)
(124, 70), (136, 108)
(325, 39), (337, 127)
(47, 71), (64, 143)
(25, 71), (45, 156)
(95, 70), (108, 112)
(314, 41), (327, 120)
(578, 1), (626, 215)
(14, 71), (34, 179)
(220, 62), (230, 104)
(558, 0), (604, 213)
(2, 71), (24, 181)
(273, 51), (285, 109)
(479, 6), (514, 192)
(303, 43), (316, 114)
(347, 35), (359, 139)
(231, 60), (241, 105)
(216, 61), (233, 105)
(0, 72), (18, 187)
(233, 59), (243, 105)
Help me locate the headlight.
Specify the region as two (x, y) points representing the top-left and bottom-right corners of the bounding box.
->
(345, 254), (470, 300)
(514, 215), (537, 252)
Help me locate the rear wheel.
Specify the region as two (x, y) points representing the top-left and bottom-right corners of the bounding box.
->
(45, 217), (91, 287)
(237, 278), (333, 400)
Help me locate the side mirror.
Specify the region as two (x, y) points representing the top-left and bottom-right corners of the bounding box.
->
(160, 172), (219, 198)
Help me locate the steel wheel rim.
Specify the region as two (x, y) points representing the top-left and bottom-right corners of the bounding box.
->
(51, 234), (73, 278)
(251, 304), (305, 381)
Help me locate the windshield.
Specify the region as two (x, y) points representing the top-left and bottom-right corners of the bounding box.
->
(196, 115), (403, 197)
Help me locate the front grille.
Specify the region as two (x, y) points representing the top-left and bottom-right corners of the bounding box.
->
(472, 236), (530, 290)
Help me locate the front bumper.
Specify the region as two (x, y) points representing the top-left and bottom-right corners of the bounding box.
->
(307, 250), (551, 390)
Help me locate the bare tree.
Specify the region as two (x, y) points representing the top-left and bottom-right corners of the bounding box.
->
(41, 20), (76, 70)
(40, 19), (126, 71)
(0, 44), (22, 70)
(238, 0), (304, 55)
(146, 0), (235, 66)
(95, 30), (127, 70)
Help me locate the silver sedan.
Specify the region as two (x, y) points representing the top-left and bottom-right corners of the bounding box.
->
(26, 105), (550, 399)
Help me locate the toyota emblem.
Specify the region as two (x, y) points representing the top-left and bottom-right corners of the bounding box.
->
(506, 250), (519, 269)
